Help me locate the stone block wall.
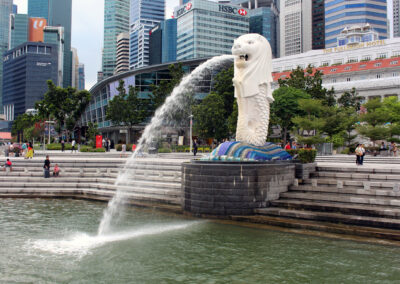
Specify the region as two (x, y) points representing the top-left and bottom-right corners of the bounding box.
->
(182, 162), (295, 217)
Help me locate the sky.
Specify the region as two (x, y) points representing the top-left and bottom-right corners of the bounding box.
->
(12, 0), (180, 90)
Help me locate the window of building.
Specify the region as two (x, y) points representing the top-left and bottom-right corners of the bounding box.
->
(333, 59), (343, 65)
(392, 51), (400, 57)
(393, 72), (399, 77)
(330, 68), (337, 72)
(347, 57), (357, 63)
(390, 60), (399, 65)
(321, 61), (329, 67)
(376, 74), (382, 79)
(374, 62), (382, 67)
(376, 53), (387, 59)
(346, 77), (351, 82)
(361, 55), (371, 61)
(332, 78), (337, 83)
(344, 66), (352, 71)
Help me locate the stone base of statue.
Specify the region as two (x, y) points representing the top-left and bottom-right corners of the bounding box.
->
(202, 141), (292, 162)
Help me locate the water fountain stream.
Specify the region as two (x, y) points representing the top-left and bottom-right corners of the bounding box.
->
(98, 55), (234, 235)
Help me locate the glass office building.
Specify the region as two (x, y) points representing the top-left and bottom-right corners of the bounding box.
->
(325, 0), (388, 48)
(102, 0), (130, 78)
(28, 0), (72, 88)
(249, 7), (278, 57)
(0, 0), (13, 112)
(130, 0), (165, 69)
(149, 19), (177, 65)
(9, 14), (29, 50)
(174, 0), (249, 60)
(2, 42), (59, 120)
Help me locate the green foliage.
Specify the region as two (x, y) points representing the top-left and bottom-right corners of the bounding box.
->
(277, 65), (336, 106)
(85, 122), (100, 145)
(35, 80), (91, 136)
(271, 87), (310, 143)
(115, 144), (134, 151)
(192, 93), (227, 140)
(46, 143), (73, 150)
(158, 148), (172, 153)
(79, 146), (106, 152)
(212, 64), (235, 116)
(338, 88), (363, 111)
(106, 81), (150, 128)
(286, 149), (317, 163)
(12, 113), (40, 139)
(227, 100), (238, 135)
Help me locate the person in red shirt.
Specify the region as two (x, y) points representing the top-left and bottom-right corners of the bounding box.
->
(284, 142), (291, 150)
(4, 159), (12, 171)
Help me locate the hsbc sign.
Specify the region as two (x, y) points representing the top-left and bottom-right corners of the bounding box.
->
(175, 2), (192, 17)
(219, 5), (247, 16)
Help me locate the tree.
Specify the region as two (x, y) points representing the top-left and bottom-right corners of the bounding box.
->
(150, 63), (184, 113)
(338, 88), (363, 111)
(35, 80), (91, 140)
(340, 108), (359, 147)
(278, 65), (336, 106)
(270, 87), (310, 143)
(292, 99), (326, 146)
(85, 122), (100, 146)
(192, 93), (227, 140)
(106, 80), (150, 134)
(212, 64), (235, 116)
(11, 113), (40, 141)
(356, 98), (389, 145)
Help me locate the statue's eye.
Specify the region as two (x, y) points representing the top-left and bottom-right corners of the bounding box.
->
(248, 41), (253, 44)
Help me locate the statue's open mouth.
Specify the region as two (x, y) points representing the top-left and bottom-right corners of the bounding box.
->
(239, 54), (249, 61)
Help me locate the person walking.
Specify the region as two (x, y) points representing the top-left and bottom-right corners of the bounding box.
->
(392, 142), (398, 157)
(121, 143), (126, 158)
(25, 142), (34, 159)
(43, 155), (51, 178)
(21, 142), (27, 157)
(105, 139), (109, 152)
(284, 142), (291, 150)
(360, 144), (366, 165)
(61, 139), (65, 152)
(71, 139), (76, 153)
(193, 139), (198, 156)
(355, 144), (365, 165)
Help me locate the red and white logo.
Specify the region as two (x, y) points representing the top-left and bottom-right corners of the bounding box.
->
(186, 3), (192, 10)
(238, 9), (247, 16)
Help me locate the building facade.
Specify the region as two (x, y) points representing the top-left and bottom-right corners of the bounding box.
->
(394, 0), (400, 38)
(116, 32), (130, 74)
(0, 0), (13, 112)
(279, 0), (312, 57)
(149, 19), (177, 65)
(174, 0), (249, 60)
(8, 13), (28, 49)
(78, 63), (85, 90)
(71, 47), (79, 89)
(28, 0), (72, 88)
(2, 42), (59, 120)
(312, 0), (325, 50)
(102, 0), (130, 78)
(272, 38), (400, 101)
(130, 0), (165, 69)
(324, 0), (388, 48)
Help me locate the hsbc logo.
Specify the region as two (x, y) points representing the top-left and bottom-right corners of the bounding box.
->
(176, 2), (192, 17)
(219, 5), (247, 16)
(186, 3), (192, 10)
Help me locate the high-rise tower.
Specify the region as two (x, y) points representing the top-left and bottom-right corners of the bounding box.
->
(130, 0), (165, 69)
(102, 0), (130, 78)
(28, 0), (72, 88)
(324, 0), (387, 48)
(0, 0), (13, 111)
(394, 0), (400, 38)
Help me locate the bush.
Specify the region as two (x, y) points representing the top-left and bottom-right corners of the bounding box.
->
(158, 148), (172, 153)
(286, 149), (317, 163)
(79, 146), (106, 152)
(116, 144), (134, 151)
(46, 143), (72, 150)
(341, 148), (350, 154)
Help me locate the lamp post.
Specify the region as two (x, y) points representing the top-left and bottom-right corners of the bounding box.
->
(189, 114), (193, 153)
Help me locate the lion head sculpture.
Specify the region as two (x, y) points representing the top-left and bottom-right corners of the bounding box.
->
(231, 34), (273, 98)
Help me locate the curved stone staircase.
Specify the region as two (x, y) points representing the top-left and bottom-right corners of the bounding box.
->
(0, 157), (185, 212)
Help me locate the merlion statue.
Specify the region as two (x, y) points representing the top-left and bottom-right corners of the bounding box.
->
(203, 35), (291, 161)
(232, 34), (274, 146)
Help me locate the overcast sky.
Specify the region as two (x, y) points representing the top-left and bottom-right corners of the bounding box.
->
(13, 0), (179, 90)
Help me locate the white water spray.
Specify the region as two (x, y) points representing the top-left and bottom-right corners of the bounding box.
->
(98, 55), (234, 235)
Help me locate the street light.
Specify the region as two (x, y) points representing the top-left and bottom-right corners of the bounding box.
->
(189, 114), (193, 153)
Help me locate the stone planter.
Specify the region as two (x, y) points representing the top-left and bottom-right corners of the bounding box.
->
(295, 162), (317, 180)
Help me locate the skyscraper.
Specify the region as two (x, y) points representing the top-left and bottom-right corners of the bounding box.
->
(78, 64), (85, 90)
(130, 0), (165, 69)
(149, 19), (177, 65)
(0, 0), (13, 111)
(8, 14), (28, 50)
(279, 0), (312, 57)
(102, 0), (130, 78)
(28, 0), (72, 88)
(116, 32), (130, 73)
(312, 0), (325, 50)
(394, 0), (400, 38)
(324, 0), (388, 48)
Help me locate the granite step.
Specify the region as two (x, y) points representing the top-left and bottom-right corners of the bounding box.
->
(312, 171), (400, 181)
(289, 185), (400, 198)
(280, 191), (400, 207)
(230, 215), (400, 241)
(302, 178), (400, 189)
(270, 199), (400, 218)
(255, 207), (400, 229)
(316, 166), (400, 174)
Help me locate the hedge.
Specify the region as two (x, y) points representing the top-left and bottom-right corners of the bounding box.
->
(46, 143), (72, 150)
(79, 146), (106, 152)
(115, 144), (134, 151)
(286, 149), (317, 164)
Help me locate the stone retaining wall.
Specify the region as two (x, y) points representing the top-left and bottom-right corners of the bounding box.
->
(182, 162), (295, 217)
